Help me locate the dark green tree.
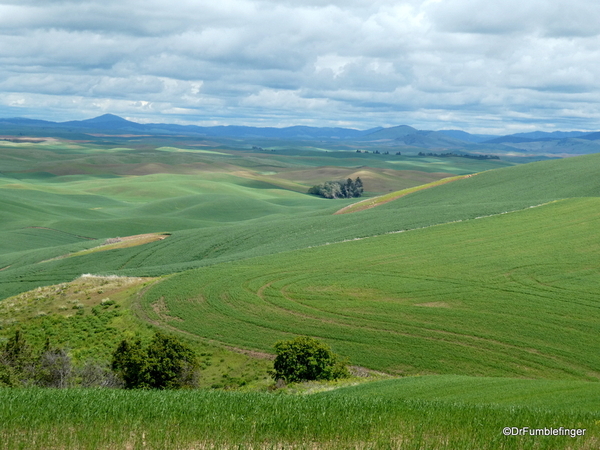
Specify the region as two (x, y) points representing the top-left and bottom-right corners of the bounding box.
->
(308, 177), (364, 199)
(145, 332), (198, 389)
(111, 338), (148, 389)
(111, 333), (198, 389)
(1, 330), (34, 386)
(271, 336), (349, 383)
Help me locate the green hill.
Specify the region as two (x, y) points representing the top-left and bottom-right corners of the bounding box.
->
(1, 153), (598, 302)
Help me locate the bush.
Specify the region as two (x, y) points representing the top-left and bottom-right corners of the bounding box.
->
(111, 332), (198, 389)
(271, 336), (349, 383)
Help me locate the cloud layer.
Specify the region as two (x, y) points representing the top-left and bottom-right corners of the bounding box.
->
(1, 0), (600, 132)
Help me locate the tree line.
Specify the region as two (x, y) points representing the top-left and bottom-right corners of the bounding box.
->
(308, 177), (364, 199)
(0, 330), (198, 389)
(1, 330), (350, 389)
(417, 152), (500, 159)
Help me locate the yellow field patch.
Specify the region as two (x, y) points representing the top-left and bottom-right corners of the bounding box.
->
(334, 175), (472, 215)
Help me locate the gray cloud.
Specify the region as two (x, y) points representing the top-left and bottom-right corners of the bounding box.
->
(1, 0), (600, 133)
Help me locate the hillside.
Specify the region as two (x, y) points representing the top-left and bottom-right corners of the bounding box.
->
(1, 135), (599, 449)
(1, 153), (597, 301)
(139, 195), (600, 379)
(0, 139), (512, 301)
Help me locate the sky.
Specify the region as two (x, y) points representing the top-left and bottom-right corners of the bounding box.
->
(1, 0), (600, 133)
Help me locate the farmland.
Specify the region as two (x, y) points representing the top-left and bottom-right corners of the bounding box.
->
(0, 134), (599, 449)
(0, 382), (598, 450)
(139, 196), (600, 379)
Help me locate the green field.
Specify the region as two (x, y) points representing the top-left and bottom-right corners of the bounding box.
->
(0, 380), (597, 450)
(0, 136), (599, 449)
(138, 197), (600, 379)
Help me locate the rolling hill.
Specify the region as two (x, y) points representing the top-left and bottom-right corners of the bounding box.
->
(1, 131), (599, 449)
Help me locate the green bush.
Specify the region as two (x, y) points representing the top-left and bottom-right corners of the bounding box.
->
(271, 336), (349, 383)
(111, 332), (198, 389)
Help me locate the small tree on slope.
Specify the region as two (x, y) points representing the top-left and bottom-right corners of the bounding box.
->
(271, 336), (349, 383)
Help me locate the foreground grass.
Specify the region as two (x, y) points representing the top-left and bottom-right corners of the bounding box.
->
(0, 387), (597, 450)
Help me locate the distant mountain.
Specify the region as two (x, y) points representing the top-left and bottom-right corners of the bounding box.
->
(360, 125), (479, 149)
(2, 114), (600, 156)
(61, 113), (146, 130)
(437, 130), (499, 143)
(483, 136), (536, 144)
(512, 131), (589, 140)
(485, 131), (594, 144)
(579, 131), (600, 141)
(361, 125), (418, 140)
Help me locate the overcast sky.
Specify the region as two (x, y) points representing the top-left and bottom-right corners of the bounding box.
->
(1, 0), (600, 133)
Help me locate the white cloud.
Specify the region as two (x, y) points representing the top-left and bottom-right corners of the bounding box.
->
(0, 0), (600, 132)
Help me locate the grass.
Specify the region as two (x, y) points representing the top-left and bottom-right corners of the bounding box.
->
(139, 197), (600, 379)
(1, 137), (599, 449)
(329, 375), (600, 412)
(334, 174), (469, 214)
(2, 152), (598, 302)
(0, 275), (273, 389)
(0, 387), (596, 449)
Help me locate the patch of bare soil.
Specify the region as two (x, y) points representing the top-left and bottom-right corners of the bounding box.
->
(415, 302), (451, 308)
(151, 296), (183, 322)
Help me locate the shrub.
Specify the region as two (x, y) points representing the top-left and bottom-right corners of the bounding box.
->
(271, 336), (349, 383)
(111, 332), (198, 389)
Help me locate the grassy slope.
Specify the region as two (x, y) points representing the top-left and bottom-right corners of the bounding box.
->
(139, 196), (600, 379)
(0, 144), (510, 300)
(1, 140), (599, 449)
(1, 153), (598, 301)
(327, 375), (600, 412)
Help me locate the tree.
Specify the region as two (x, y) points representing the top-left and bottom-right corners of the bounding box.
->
(111, 333), (198, 389)
(111, 338), (148, 389)
(271, 336), (349, 383)
(1, 330), (34, 386)
(308, 177), (364, 199)
(145, 332), (198, 389)
(36, 346), (72, 388)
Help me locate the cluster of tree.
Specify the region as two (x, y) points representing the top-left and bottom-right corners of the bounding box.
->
(355, 150), (399, 155)
(308, 177), (363, 199)
(417, 152), (500, 160)
(270, 336), (349, 384)
(111, 332), (198, 389)
(0, 330), (198, 389)
(0, 330), (119, 388)
(251, 146), (275, 152)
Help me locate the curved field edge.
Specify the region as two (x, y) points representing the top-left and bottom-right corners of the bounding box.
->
(334, 174), (470, 214)
(0, 388), (597, 450)
(138, 197), (600, 380)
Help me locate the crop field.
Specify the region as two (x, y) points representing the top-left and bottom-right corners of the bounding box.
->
(1, 135), (599, 449)
(140, 197), (600, 379)
(331, 375), (600, 411)
(0, 386), (597, 450)
(2, 153), (596, 302)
